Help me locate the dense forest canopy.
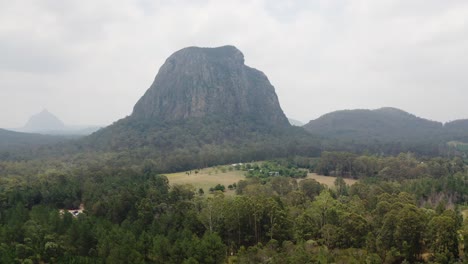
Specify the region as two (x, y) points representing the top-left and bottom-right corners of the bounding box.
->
(304, 108), (468, 155)
(1, 152), (468, 263)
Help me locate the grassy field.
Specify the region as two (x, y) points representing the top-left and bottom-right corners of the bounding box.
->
(163, 166), (244, 195)
(463, 210), (468, 220)
(164, 164), (359, 195)
(304, 173), (358, 187)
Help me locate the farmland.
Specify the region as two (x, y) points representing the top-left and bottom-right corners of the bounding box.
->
(164, 164), (358, 195)
(164, 166), (244, 195)
(304, 173), (358, 186)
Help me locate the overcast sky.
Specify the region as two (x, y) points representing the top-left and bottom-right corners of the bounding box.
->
(1, 0), (468, 128)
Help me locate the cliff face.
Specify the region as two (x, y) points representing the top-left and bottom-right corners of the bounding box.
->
(131, 45), (289, 127)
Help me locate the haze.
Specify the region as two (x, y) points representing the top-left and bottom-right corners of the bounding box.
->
(1, 0), (468, 128)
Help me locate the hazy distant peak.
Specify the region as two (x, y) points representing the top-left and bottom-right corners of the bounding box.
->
(23, 109), (65, 132)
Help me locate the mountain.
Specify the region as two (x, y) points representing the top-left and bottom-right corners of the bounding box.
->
(304, 107), (443, 142)
(16, 110), (101, 135)
(445, 119), (468, 130)
(303, 107), (468, 155)
(303, 107), (445, 155)
(132, 45), (289, 126)
(444, 119), (468, 142)
(82, 45), (317, 171)
(22, 109), (66, 133)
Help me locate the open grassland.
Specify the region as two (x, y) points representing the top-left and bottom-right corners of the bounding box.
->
(460, 206), (468, 220)
(164, 164), (359, 195)
(304, 173), (358, 187)
(164, 166), (244, 195)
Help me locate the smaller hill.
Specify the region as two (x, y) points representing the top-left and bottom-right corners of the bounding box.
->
(303, 107), (443, 143)
(444, 119), (468, 130)
(444, 119), (468, 142)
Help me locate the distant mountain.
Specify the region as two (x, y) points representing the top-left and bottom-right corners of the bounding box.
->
(81, 45), (317, 171)
(303, 107), (443, 143)
(16, 109), (101, 135)
(23, 109), (66, 132)
(303, 107), (468, 155)
(288, 118), (305, 126)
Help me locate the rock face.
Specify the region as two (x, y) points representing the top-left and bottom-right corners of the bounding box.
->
(23, 109), (66, 132)
(132, 45), (289, 127)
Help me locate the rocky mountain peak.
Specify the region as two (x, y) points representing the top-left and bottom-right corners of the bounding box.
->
(131, 45), (289, 127)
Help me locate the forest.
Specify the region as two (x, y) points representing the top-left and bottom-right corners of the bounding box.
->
(1, 152), (468, 263)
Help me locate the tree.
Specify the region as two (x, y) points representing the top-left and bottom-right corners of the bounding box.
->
(198, 193), (225, 234)
(428, 212), (459, 262)
(270, 177), (294, 196)
(340, 213), (368, 248)
(299, 179), (324, 200)
(334, 177), (348, 196)
(394, 205), (426, 262)
(313, 190), (337, 228)
(195, 232), (226, 264)
(150, 235), (171, 263)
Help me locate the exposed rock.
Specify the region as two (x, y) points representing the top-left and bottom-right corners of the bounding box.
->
(132, 45), (289, 127)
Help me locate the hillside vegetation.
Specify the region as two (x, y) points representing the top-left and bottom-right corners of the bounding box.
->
(1, 153), (467, 263)
(304, 107), (468, 155)
(0, 128), (73, 152)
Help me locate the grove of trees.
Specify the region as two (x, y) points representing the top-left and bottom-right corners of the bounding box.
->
(0, 151), (468, 263)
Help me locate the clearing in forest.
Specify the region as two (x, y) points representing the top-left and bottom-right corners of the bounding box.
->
(304, 173), (358, 187)
(164, 164), (359, 195)
(164, 166), (245, 195)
